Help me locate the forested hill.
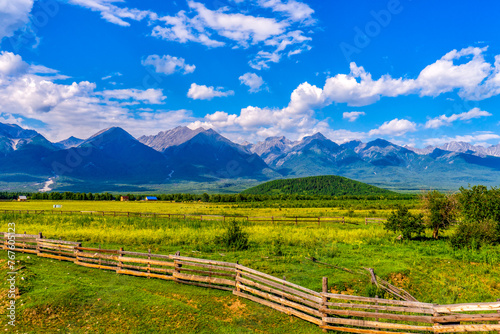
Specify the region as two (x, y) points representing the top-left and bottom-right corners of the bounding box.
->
(241, 175), (395, 196)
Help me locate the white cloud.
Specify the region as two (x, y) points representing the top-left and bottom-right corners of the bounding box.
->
(368, 119), (417, 137)
(239, 72), (265, 92)
(99, 89), (166, 104)
(187, 83), (234, 100)
(424, 132), (500, 146)
(142, 54), (195, 75)
(152, 11), (225, 48)
(315, 47), (500, 107)
(322, 62), (417, 107)
(258, 0), (315, 24)
(190, 47), (500, 143)
(0, 0), (34, 41)
(284, 82), (324, 115)
(343, 111), (365, 122)
(0, 51), (29, 76)
(101, 72), (122, 81)
(425, 108), (492, 129)
(0, 52), (177, 141)
(153, 1), (314, 69)
(68, 0), (155, 27)
(416, 47), (492, 98)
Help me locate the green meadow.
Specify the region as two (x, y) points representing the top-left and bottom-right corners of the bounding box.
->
(1, 199), (499, 333)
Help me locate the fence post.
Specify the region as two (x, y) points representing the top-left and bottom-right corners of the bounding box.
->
(295, 217), (298, 226)
(236, 261), (240, 292)
(147, 248), (151, 279)
(58, 238), (62, 261)
(36, 232), (43, 256)
(174, 251), (181, 280)
(98, 245), (102, 267)
(75, 243), (81, 263)
(322, 277), (328, 332)
(318, 217), (320, 227)
(497, 298), (500, 333)
(117, 247), (123, 273)
(282, 276), (286, 308)
(365, 217), (367, 225)
(342, 217), (345, 224)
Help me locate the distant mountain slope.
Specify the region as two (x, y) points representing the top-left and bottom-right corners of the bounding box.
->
(0, 125), (57, 175)
(45, 127), (170, 182)
(55, 136), (84, 149)
(162, 129), (272, 181)
(0, 121), (500, 192)
(138, 126), (205, 152)
(242, 175), (395, 196)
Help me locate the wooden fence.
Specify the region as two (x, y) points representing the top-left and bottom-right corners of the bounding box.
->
(0, 209), (345, 225)
(2, 232), (500, 333)
(365, 217), (387, 225)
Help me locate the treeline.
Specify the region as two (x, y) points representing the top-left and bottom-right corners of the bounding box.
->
(242, 175), (394, 196)
(1, 191), (415, 202)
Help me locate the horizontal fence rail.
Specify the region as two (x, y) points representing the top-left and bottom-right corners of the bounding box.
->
(2, 232), (499, 333)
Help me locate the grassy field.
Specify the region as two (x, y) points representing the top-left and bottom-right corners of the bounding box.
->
(1, 200), (499, 333)
(0, 198), (419, 221)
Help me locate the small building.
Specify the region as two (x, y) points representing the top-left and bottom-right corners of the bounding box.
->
(18, 196), (27, 202)
(145, 196), (157, 201)
(120, 196), (129, 202)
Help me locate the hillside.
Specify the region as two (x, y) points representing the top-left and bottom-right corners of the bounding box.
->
(241, 175), (395, 196)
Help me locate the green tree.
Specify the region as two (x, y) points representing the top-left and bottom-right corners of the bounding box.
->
(201, 193), (210, 202)
(450, 185), (500, 249)
(384, 205), (424, 240)
(421, 190), (457, 239)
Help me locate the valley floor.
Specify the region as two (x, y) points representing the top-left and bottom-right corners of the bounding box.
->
(0, 200), (499, 333)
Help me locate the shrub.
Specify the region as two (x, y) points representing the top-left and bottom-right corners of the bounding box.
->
(421, 190), (458, 239)
(384, 205), (424, 240)
(271, 234), (284, 256)
(217, 220), (249, 250)
(449, 219), (499, 250)
(451, 185), (500, 249)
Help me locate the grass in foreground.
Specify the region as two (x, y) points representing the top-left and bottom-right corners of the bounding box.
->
(0, 253), (320, 333)
(1, 199), (499, 333)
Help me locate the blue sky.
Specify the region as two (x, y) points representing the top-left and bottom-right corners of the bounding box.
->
(0, 0), (499, 148)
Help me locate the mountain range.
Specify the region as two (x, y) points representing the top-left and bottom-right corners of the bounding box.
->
(0, 122), (499, 193)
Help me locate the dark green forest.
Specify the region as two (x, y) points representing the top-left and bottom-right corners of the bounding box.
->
(242, 175), (394, 196)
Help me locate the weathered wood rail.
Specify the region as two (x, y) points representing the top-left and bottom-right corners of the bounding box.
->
(365, 217), (387, 225)
(2, 232), (499, 333)
(0, 209), (346, 225)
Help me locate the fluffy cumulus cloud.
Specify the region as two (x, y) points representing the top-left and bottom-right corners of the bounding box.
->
(187, 83), (234, 100)
(343, 111), (365, 122)
(142, 54), (195, 75)
(239, 72), (265, 92)
(313, 47), (500, 107)
(0, 0), (34, 40)
(189, 46), (500, 144)
(0, 52), (183, 141)
(368, 119), (417, 137)
(425, 108), (492, 129)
